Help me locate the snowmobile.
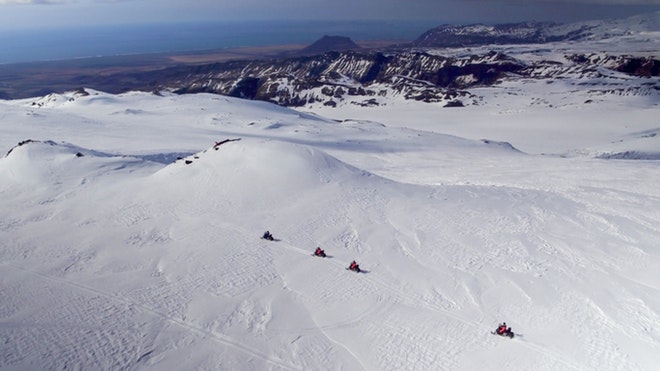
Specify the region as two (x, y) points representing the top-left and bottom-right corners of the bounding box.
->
(347, 261), (361, 273)
(492, 324), (515, 338)
(261, 231), (275, 241)
(313, 248), (327, 258)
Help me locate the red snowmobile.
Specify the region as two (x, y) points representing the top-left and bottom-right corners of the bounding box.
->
(492, 323), (514, 338)
(347, 260), (361, 273)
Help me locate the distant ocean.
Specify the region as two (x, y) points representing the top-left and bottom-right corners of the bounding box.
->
(1, 20), (439, 64)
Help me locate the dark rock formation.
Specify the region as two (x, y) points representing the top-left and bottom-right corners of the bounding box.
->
(299, 35), (362, 55)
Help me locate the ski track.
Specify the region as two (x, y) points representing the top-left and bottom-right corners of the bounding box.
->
(0, 263), (302, 371)
(279, 278), (373, 371)
(271, 235), (586, 371)
(258, 177), (596, 370)
(2, 161), (654, 370)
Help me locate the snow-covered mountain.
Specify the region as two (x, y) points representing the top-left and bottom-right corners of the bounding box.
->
(1, 76), (659, 370)
(151, 48), (657, 109)
(122, 13), (656, 109)
(413, 11), (660, 47)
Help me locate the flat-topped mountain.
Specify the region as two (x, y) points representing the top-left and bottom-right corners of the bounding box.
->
(299, 35), (362, 55)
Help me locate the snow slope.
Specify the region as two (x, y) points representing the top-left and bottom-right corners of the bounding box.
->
(1, 87), (659, 370)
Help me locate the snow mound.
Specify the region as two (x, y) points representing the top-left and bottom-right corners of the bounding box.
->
(1, 139), (154, 189)
(575, 127), (660, 159)
(26, 88), (96, 108)
(153, 138), (378, 201)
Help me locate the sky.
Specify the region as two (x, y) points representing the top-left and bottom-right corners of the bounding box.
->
(0, 0), (658, 31)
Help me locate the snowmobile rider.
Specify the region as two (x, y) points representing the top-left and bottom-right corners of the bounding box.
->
(349, 260), (359, 270)
(497, 323), (507, 335)
(315, 247), (324, 256)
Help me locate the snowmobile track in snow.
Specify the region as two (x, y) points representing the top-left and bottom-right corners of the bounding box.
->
(1, 263), (303, 371)
(271, 238), (584, 370)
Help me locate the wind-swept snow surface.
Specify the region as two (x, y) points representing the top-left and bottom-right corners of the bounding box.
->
(1, 89), (659, 370)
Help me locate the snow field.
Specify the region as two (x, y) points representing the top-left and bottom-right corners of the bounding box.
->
(0, 86), (659, 370)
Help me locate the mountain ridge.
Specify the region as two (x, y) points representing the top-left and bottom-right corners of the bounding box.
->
(413, 11), (660, 47)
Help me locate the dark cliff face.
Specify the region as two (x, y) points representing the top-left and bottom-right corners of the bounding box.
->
(164, 50), (530, 106)
(566, 54), (660, 77)
(154, 48), (658, 107)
